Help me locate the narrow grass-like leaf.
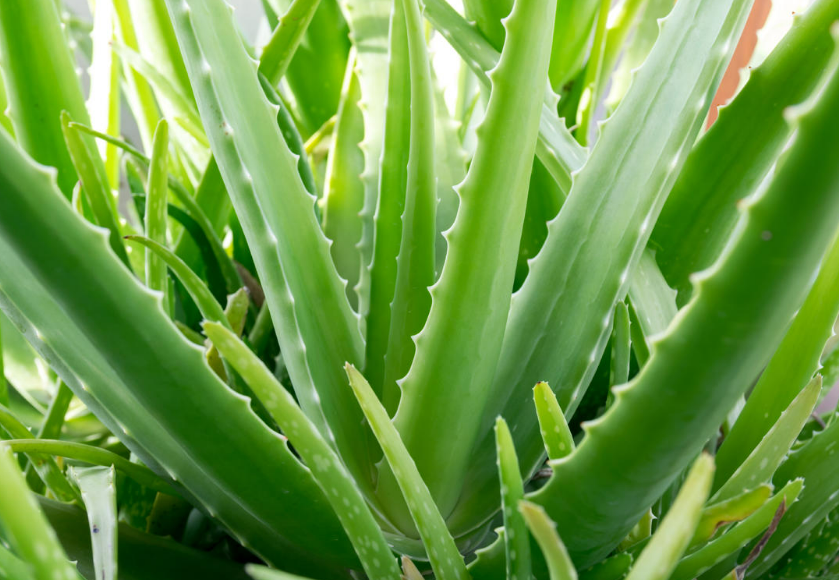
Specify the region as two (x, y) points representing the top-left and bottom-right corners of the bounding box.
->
(713, 376), (820, 502)
(61, 111), (131, 269)
(345, 365), (469, 580)
(610, 302), (631, 388)
(624, 454), (714, 580)
(259, 0), (322, 86)
(495, 418), (530, 580)
(385, 0), (557, 518)
(5, 439), (177, 495)
(691, 485), (772, 548)
(145, 120), (170, 313)
(534, 382), (575, 461)
(0, 444), (79, 580)
(0, 404), (80, 503)
(716, 227), (839, 485)
(38, 382), (74, 440)
(520, 501), (577, 580)
(70, 466), (118, 580)
(671, 480), (802, 580)
(532, 47), (839, 567)
(203, 323), (401, 580)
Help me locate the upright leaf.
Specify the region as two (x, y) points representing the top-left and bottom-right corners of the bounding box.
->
(70, 466), (118, 580)
(145, 120), (171, 313)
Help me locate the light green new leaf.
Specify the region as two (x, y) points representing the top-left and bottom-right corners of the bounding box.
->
(204, 323), (401, 580)
(496, 418), (531, 580)
(259, 0), (322, 86)
(345, 365), (469, 580)
(534, 382), (575, 461)
(610, 302), (631, 388)
(627, 250), (678, 366)
(624, 454), (714, 580)
(691, 485), (772, 548)
(520, 501), (578, 580)
(0, 444), (79, 580)
(70, 466), (118, 580)
(145, 120), (170, 313)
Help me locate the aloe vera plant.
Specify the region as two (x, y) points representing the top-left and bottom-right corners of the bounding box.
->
(1, 0), (839, 578)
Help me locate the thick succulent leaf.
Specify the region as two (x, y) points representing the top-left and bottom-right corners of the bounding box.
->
(624, 454), (714, 580)
(37, 382), (74, 440)
(383, 0), (557, 520)
(626, 250), (678, 366)
(0, 132), (357, 574)
(577, 554), (632, 580)
(381, 0), (437, 409)
(691, 485), (772, 548)
(204, 323), (401, 580)
(575, 0), (611, 146)
(454, 0), (754, 535)
(0, 444), (79, 580)
(0, 0), (89, 197)
(534, 382), (575, 461)
(771, 507), (839, 579)
(520, 502), (577, 580)
(713, 376), (820, 502)
(716, 226), (839, 485)
(0, 542), (32, 580)
(248, 565), (316, 580)
(322, 53), (365, 310)
(422, 0), (587, 195)
(461, 0), (511, 48)
(162, 0), (374, 494)
(548, 0), (601, 91)
(671, 480), (803, 580)
(610, 302), (631, 388)
(650, 0), (839, 299)
(259, 0), (323, 86)
(496, 418), (531, 580)
(70, 466), (118, 580)
(531, 48), (839, 568)
(432, 85), (464, 277)
(144, 120), (170, 311)
(345, 365), (469, 580)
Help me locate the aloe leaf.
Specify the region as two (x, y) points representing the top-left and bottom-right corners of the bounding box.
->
(520, 501), (577, 580)
(531, 47), (839, 567)
(691, 485), (772, 548)
(771, 507), (839, 579)
(0, 542), (33, 580)
(0, 67), (14, 137)
(162, 0), (373, 493)
(626, 250), (678, 366)
(610, 302), (631, 388)
(716, 226), (839, 485)
(494, 418), (531, 580)
(144, 120), (171, 313)
(87, 0), (122, 187)
(0, 404), (80, 503)
(5, 439), (176, 495)
(345, 365), (470, 580)
(322, 52), (365, 310)
(0, 313), (7, 407)
(259, 0), (322, 86)
(422, 0), (587, 196)
(713, 376), (820, 503)
(575, 0), (611, 146)
(534, 382), (575, 461)
(60, 111), (131, 269)
(247, 565), (316, 580)
(401, 556), (424, 580)
(0, 133), (358, 573)
(624, 454), (714, 580)
(381, 0), (557, 520)
(456, 0), (754, 536)
(380, 0), (437, 410)
(0, 444), (79, 580)
(0, 0), (89, 197)
(548, 0), (601, 91)
(70, 466), (118, 580)
(578, 554), (632, 580)
(362, 0), (411, 399)
(671, 479), (803, 580)
(460, 0), (511, 48)
(650, 0), (839, 299)
(203, 323), (401, 580)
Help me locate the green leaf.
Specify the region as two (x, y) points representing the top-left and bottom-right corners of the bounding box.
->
(259, 0), (322, 86)
(144, 120), (171, 313)
(577, 554), (632, 580)
(624, 454), (714, 580)
(626, 250), (678, 366)
(534, 382), (575, 461)
(651, 0), (839, 299)
(530, 36), (839, 567)
(671, 479), (803, 580)
(0, 132), (358, 574)
(610, 302), (631, 388)
(0, 444), (79, 580)
(383, 0), (558, 519)
(548, 0), (601, 91)
(716, 225), (839, 485)
(0, 0), (90, 197)
(70, 466), (118, 580)
(345, 364), (469, 580)
(520, 501), (578, 580)
(713, 376), (820, 503)
(575, 0), (610, 146)
(163, 0), (373, 495)
(0, 542), (33, 580)
(691, 485), (772, 548)
(496, 418), (531, 580)
(203, 323), (401, 580)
